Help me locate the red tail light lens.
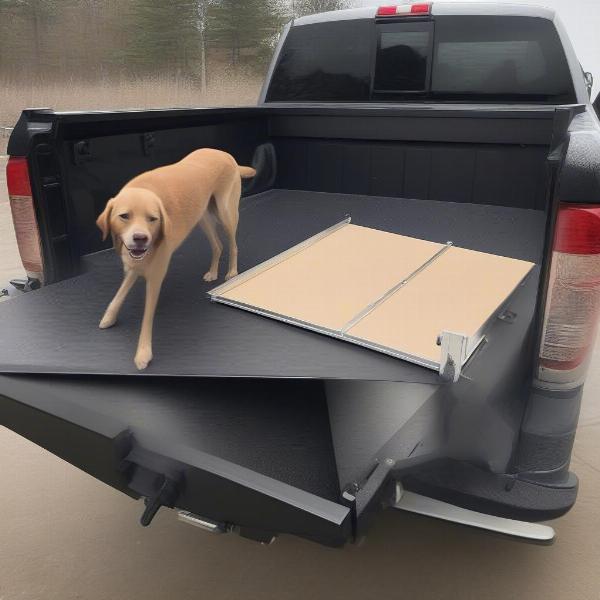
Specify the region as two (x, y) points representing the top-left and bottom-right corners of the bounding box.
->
(409, 3), (431, 13)
(537, 203), (600, 388)
(377, 3), (432, 17)
(6, 157), (44, 279)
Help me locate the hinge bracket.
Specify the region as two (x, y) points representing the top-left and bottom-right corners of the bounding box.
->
(438, 330), (469, 383)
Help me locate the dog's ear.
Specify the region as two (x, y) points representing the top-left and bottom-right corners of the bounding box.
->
(157, 198), (172, 242)
(96, 198), (115, 241)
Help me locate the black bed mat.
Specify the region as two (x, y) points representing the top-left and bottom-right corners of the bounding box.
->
(0, 190), (545, 380)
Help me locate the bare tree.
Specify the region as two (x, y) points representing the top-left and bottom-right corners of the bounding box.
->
(191, 1), (209, 90)
(291, 0), (348, 18)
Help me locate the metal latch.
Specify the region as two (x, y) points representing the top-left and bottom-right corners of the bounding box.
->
(139, 474), (179, 527)
(73, 140), (92, 165)
(121, 444), (183, 527)
(438, 330), (469, 383)
(141, 132), (155, 156)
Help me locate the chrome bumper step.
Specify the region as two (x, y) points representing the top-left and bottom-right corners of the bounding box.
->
(394, 486), (556, 544)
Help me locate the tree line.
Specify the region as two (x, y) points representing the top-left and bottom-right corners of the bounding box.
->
(0, 0), (349, 84)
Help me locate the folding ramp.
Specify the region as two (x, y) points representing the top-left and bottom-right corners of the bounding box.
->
(210, 219), (535, 382)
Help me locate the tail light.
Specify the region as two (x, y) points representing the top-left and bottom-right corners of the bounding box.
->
(537, 203), (600, 388)
(377, 4), (432, 17)
(6, 157), (44, 281)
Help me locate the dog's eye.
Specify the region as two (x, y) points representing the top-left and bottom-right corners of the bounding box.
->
(119, 213), (130, 220)
(148, 216), (158, 223)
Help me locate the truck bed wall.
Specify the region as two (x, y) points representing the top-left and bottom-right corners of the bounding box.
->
(58, 109), (554, 261)
(267, 110), (552, 208)
(273, 137), (548, 208)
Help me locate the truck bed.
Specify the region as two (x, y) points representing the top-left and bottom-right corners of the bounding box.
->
(0, 189), (544, 381)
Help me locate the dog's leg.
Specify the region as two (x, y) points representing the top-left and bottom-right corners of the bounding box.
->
(134, 258), (169, 371)
(99, 269), (138, 329)
(215, 182), (240, 281)
(199, 211), (223, 282)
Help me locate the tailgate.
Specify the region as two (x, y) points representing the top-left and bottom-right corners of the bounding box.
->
(0, 372), (443, 546)
(0, 375), (355, 546)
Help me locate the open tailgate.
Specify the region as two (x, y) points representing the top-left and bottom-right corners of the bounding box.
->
(0, 374), (356, 546)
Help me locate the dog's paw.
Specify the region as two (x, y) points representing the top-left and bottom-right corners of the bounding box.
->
(225, 269), (238, 281)
(99, 313), (117, 329)
(203, 271), (218, 282)
(134, 348), (153, 370)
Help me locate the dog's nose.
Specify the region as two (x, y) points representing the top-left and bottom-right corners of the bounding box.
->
(133, 232), (149, 244)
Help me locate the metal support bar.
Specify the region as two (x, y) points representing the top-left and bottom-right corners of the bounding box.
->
(341, 241), (453, 334)
(394, 485), (556, 544)
(178, 511), (229, 534)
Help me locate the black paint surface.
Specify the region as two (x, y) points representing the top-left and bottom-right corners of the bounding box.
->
(0, 374), (341, 500)
(0, 190), (546, 379)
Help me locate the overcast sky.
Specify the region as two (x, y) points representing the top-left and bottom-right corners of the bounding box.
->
(352, 0), (600, 97)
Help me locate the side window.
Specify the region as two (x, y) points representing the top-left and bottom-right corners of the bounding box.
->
(266, 20), (372, 102)
(373, 22), (433, 94)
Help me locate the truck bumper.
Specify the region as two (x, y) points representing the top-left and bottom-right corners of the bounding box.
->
(401, 459), (578, 523)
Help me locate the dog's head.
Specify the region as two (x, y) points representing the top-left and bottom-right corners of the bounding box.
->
(96, 188), (171, 262)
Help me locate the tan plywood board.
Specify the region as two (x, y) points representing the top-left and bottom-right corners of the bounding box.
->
(213, 223), (535, 371)
(347, 246), (534, 363)
(220, 224), (444, 331)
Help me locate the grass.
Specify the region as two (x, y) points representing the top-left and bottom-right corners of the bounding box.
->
(0, 73), (263, 155)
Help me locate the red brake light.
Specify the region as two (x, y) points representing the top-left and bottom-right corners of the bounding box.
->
(6, 157), (32, 196)
(537, 203), (600, 388)
(553, 204), (600, 254)
(377, 5), (398, 16)
(6, 157), (44, 279)
(410, 3), (431, 13)
(377, 3), (431, 17)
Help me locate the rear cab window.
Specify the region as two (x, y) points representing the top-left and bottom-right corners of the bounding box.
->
(266, 14), (576, 104)
(373, 22), (433, 94)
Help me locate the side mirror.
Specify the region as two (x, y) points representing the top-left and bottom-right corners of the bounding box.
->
(593, 92), (599, 119)
(584, 71), (594, 98)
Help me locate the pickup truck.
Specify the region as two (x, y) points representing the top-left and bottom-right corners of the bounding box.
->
(2, 2), (600, 547)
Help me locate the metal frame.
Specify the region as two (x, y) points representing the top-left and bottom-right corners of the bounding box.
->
(208, 216), (352, 298)
(209, 220), (521, 380)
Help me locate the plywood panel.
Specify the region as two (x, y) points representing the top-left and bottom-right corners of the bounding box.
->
(347, 246), (534, 363)
(221, 224), (444, 331)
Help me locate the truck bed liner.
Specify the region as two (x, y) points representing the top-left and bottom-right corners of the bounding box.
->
(0, 189), (545, 381)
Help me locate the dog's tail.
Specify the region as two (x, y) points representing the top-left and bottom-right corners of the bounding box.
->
(239, 166), (257, 179)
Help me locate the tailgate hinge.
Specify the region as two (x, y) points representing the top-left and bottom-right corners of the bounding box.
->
(342, 459), (397, 541)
